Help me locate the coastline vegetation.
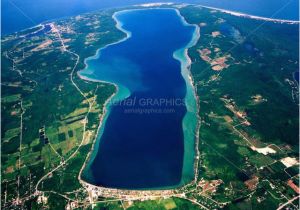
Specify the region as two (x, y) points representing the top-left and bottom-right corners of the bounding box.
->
(181, 5), (299, 208)
(1, 9), (123, 209)
(1, 4), (299, 210)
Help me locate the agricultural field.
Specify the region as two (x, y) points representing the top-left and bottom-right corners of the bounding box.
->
(1, 9), (121, 209)
(182, 5), (299, 209)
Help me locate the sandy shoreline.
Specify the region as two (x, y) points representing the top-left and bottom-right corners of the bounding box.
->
(138, 2), (299, 24)
(196, 4), (299, 24)
(173, 8), (201, 187)
(77, 10), (132, 184)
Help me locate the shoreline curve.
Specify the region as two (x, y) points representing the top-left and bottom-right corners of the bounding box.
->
(78, 7), (201, 192)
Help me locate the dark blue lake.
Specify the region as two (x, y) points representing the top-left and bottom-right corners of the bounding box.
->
(80, 8), (197, 189)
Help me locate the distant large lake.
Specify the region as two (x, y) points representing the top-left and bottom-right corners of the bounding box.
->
(3, 0), (299, 34)
(80, 8), (197, 189)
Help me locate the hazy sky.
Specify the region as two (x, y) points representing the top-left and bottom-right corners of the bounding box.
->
(2, 0), (299, 34)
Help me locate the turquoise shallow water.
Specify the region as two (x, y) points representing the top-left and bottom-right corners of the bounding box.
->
(80, 8), (198, 189)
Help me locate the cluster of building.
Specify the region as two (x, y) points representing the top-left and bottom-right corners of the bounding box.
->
(39, 126), (49, 145)
(81, 181), (177, 203)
